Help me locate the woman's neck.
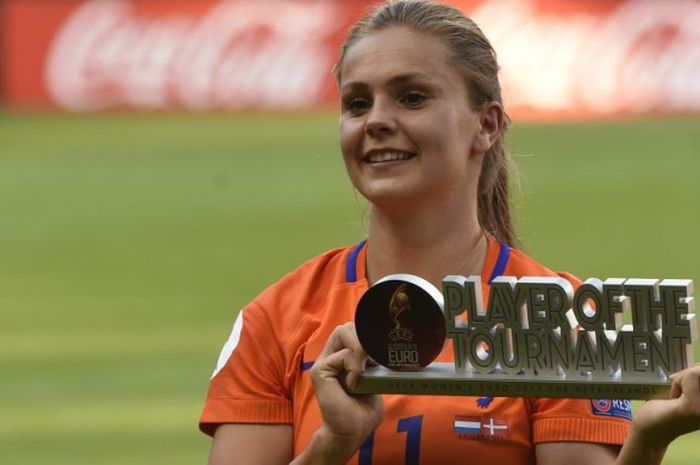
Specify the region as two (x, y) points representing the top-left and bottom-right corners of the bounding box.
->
(365, 202), (486, 288)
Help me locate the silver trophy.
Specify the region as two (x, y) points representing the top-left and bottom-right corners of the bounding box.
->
(352, 274), (696, 399)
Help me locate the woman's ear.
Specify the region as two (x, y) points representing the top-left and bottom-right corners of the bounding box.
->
(473, 101), (504, 155)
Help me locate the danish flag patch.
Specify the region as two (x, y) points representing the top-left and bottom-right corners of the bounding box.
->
(454, 415), (509, 439)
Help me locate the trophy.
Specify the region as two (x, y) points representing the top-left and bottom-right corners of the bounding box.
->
(352, 274), (697, 399)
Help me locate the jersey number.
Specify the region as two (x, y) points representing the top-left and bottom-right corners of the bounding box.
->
(359, 415), (423, 465)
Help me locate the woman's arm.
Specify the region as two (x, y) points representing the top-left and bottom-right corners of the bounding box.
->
(537, 364), (700, 465)
(208, 424), (293, 465)
(536, 443), (619, 465)
(615, 364), (700, 465)
(207, 323), (382, 465)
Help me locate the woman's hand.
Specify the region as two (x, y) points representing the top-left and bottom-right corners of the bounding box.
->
(634, 363), (700, 447)
(294, 323), (383, 465)
(617, 363), (700, 465)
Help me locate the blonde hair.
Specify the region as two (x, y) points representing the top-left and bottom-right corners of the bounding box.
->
(336, 0), (516, 246)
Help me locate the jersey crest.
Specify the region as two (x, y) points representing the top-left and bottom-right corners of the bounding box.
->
(590, 399), (633, 420)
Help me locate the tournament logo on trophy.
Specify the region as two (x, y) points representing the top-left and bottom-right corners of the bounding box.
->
(355, 274), (446, 371)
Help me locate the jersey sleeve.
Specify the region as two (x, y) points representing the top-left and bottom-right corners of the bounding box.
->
(530, 397), (632, 445)
(199, 301), (294, 436)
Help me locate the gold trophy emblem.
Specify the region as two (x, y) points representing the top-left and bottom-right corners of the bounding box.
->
(388, 284), (415, 342)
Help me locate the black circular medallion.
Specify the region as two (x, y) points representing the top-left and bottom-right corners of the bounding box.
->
(355, 274), (445, 371)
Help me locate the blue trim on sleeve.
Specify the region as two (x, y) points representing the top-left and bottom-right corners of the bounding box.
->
(488, 243), (510, 283)
(300, 360), (314, 372)
(359, 431), (375, 465)
(346, 240), (367, 283)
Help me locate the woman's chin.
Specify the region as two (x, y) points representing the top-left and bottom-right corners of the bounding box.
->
(360, 184), (425, 212)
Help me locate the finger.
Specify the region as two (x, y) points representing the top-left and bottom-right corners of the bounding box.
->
(331, 323), (366, 358)
(314, 347), (362, 378)
(670, 373), (683, 399)
(344, 354), (366, 390)
(314, 347), (365, 389)
(668, 365), (700, 399)
(679, 366), (700, 399)
(319, 323), (367, 361)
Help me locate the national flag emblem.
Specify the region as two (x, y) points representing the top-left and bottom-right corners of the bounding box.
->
(454, 415), (481, 435)
(481, 417), (509, 437)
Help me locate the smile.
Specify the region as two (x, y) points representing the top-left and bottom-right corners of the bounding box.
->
(364, 151), (416, 164)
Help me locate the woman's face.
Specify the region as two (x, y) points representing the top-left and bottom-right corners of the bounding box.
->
(338, 26), (486, 210)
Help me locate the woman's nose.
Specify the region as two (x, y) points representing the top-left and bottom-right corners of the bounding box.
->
(364, 98), (397, 139)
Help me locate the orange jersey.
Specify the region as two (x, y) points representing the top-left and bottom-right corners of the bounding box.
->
(200, 237), (631, 464)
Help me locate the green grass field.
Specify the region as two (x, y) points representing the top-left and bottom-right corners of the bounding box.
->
(1, 113), (699, 464)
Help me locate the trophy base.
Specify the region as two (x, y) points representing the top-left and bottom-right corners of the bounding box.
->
(352, 363), (670, 399)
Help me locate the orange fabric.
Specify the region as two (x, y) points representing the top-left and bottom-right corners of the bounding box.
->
(200, 238), (631, 464)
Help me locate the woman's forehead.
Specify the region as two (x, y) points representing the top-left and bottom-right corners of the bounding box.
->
(339, 26), (457, 85)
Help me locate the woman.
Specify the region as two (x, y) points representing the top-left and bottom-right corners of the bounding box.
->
(200, 1), (700, 464)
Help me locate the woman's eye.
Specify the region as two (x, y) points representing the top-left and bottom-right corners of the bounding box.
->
(400, 91), (427, 108)
(344, 97), (371, 114)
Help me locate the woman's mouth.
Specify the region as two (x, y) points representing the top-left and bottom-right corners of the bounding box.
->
(364, 151), (416, 164)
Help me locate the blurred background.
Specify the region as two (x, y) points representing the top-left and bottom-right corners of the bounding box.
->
(1, 0), (699, 463)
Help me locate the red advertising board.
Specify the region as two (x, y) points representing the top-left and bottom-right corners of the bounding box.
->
(2, 0), (700, 119)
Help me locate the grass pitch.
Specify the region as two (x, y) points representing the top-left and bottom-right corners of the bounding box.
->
(1, 113), (698, 464)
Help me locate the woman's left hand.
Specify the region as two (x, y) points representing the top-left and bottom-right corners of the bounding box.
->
(633, 363), (700, 448)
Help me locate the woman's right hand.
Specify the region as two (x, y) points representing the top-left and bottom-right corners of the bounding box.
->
(295, 322), (383, 464)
